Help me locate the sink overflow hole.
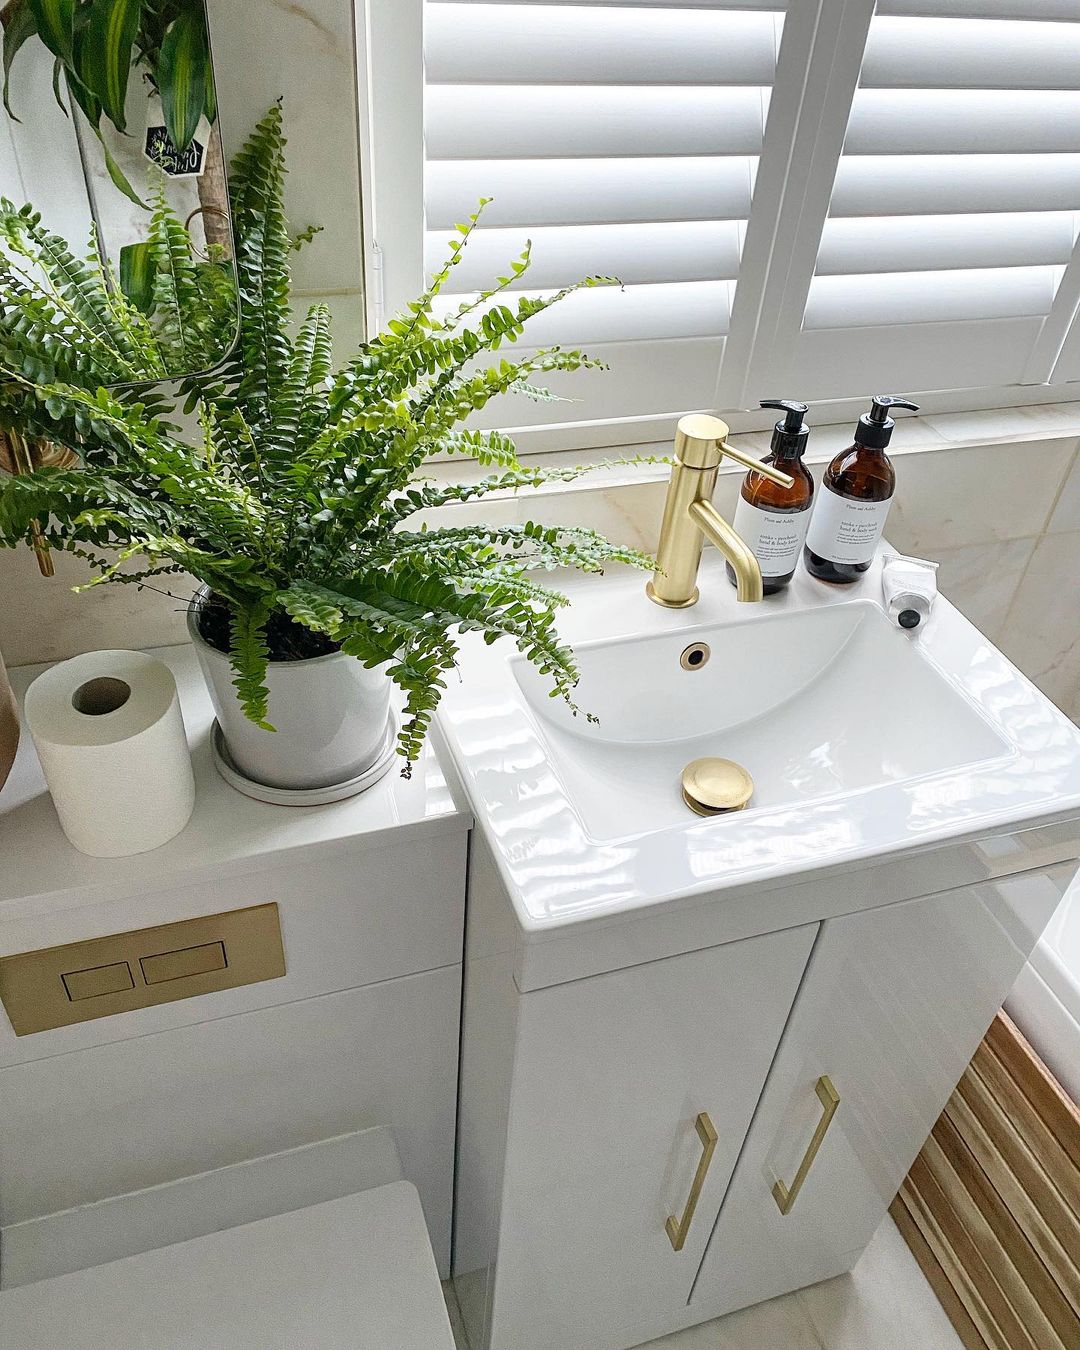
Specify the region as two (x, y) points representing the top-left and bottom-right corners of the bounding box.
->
(680, 642), (711, 671)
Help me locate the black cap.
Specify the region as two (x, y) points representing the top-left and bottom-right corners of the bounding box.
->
(760, 399), (809, 457)
(855, 395), (919, 450)
(898, 608), (921, 629)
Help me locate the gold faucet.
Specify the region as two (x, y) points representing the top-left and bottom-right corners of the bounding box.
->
(647, 414), (795, 608)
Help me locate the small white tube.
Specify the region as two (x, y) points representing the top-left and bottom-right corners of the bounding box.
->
(882, 550), (938, 630)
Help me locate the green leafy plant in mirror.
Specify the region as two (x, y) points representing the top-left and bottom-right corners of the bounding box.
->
(1, 0), (215, 205)
(0, 173), (235, 571)
(0, 105), (653, 771)
(0, 178), (235, 401)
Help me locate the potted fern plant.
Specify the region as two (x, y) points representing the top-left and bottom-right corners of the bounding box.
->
(0, 106), (650, 795)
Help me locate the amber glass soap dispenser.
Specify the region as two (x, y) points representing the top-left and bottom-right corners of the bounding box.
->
(727, 399), (814, 594)
(804, 394), (919, 584)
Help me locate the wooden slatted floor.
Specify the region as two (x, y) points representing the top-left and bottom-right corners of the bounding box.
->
(891, 1013), (1080, 1350)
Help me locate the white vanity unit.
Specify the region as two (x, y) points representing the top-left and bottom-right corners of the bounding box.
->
(0, 646), (470, 1284)
(436, 551), (1080, 1350)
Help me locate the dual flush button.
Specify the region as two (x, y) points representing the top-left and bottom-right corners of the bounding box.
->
(62, 942), (228, 1002)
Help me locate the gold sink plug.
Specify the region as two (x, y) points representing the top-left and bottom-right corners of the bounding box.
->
(647, 414), (795, 607)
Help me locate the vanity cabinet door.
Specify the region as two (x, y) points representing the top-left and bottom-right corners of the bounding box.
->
(486, 922), (817, 1350)
(692, 865), (1074, 1320)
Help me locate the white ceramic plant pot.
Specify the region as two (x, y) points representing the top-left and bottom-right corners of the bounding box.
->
(187, 589), (392, 792)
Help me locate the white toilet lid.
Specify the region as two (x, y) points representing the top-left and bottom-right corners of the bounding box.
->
(0, 1182), (455, 1349)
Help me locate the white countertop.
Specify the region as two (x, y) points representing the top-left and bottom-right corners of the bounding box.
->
(436, 551), (1080, 939)
(0, 645), (469, 921)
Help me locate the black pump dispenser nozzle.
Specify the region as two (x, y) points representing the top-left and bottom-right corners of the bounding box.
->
(856, 395), (919, 450)
(760, 398), (809, 457)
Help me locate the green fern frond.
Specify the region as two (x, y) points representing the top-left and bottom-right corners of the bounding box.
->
(381, 456), (662, 526)
(227, 598), (275, 731)
(146, 178), (204, 367)
(276, 582), (343, 636)
(226, 103), (293, 434)
(433, 429), (521, 467)
(271, 302), (332, 456)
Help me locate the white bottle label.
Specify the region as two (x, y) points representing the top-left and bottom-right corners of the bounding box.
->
(732, 497), (811, 577)
(805, 485), (892, 566)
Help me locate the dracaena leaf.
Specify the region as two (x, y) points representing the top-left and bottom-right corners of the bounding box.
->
(50, 53), (66, 113)
(98, 130), (146, 206)
(2, 0), (39, 119)
(202, 42), (216, 123)
(80, 0), (142, 132)
(62, 63), (99, 125)
(27, 0), (73, 62)
(157, 3), (207, 152)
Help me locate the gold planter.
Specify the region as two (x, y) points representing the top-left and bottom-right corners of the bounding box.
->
(0, 431), (80, 577)
(0, 648), (18, 793)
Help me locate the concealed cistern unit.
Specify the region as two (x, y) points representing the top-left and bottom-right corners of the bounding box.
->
(647, 414), (794, 608)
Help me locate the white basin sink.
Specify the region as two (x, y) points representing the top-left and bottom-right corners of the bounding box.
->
(436, 551), (1080, 930)
(512, 600), (1006, 841)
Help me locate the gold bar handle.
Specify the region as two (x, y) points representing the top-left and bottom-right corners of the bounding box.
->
(718, 440), (794, 489)
(772, 1075), (840, 1216)
(666, 1111), (718, 1252)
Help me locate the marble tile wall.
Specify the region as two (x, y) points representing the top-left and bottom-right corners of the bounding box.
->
(890, 436), (1080, 725)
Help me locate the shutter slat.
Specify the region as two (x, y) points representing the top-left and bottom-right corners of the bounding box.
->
(426, 221), (744, 290)
(804, 266), (1064, 330)
(425, 85), (769, 160)
(816, 213), (1078, 277)
(426, 157), (757, 230)
(832, 155), (1080, 217)
(433, 280), (731, 344)
(863, 17), (1080, 90)
(876, 2), (1080, 20)
(425, 5), (781, 86)
(846, 90), (1080, 155)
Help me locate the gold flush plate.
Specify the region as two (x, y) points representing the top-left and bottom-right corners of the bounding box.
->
(0, 903), (285, 1036)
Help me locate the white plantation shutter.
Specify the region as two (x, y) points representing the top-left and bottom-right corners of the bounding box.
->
(772, 3), (1080, 399)
(421, 0), (786, 430)
(362, 0), (1080, 449)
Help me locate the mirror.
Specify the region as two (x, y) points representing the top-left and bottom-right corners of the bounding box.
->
(0, 0), (239, 386)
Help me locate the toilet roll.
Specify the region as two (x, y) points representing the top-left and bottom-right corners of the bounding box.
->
(24, 650), (196, 857)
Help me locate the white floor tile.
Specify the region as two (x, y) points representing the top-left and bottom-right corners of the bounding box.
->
(634, 1290), (823, 1349)
(444, 1278), (471, 1350)
(795, 1217), (963, 1350)
(457, 1217), (960, 1349)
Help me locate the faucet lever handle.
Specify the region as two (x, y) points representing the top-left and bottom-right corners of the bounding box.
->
(717, 441), (794, 489)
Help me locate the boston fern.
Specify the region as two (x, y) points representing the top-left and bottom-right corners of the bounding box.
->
(0, 105), (652, 770)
